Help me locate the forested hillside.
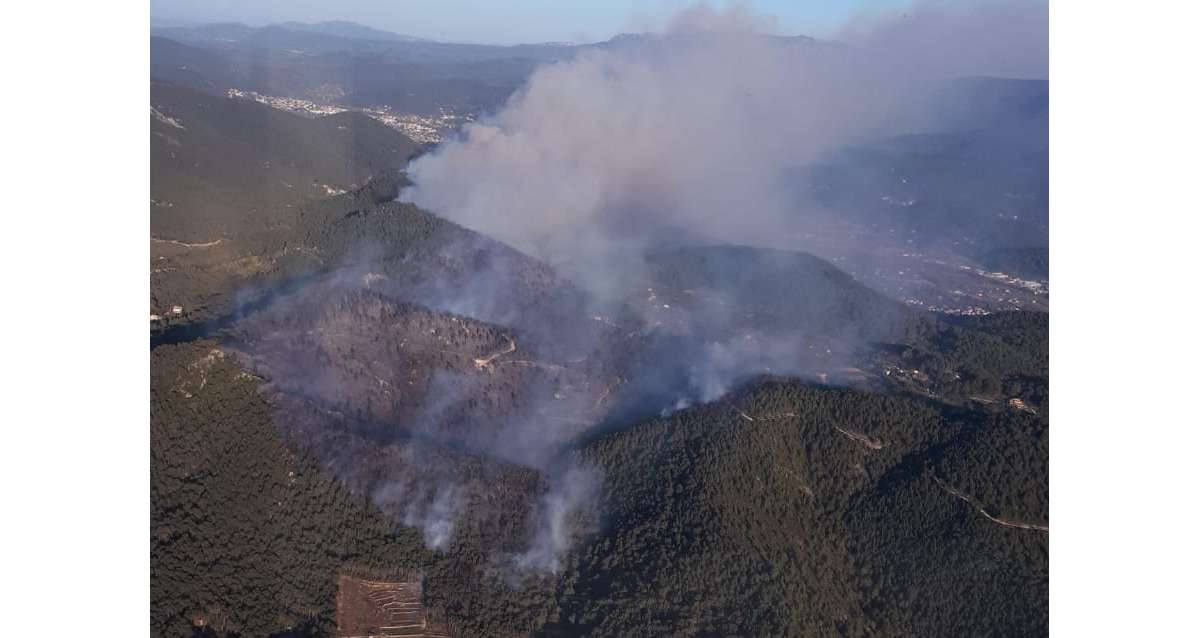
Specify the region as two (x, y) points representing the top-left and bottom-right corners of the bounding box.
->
(152, 82), (421, 242)
(151, 342), (428, 637)
(548, 381), (1048, 636)
(645, 245), (915, 341)
(152, 338), (1048, 637)
(152, 341), (571, 638)
(883, 310), (1049, 410)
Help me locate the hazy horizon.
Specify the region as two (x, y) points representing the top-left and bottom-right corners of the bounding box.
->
(150, 0), (929, 46)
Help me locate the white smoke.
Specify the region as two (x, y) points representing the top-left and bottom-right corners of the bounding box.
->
(515, 464), (600, 573)
(407, 484), (459, 550)
(375, 477), (461, 551)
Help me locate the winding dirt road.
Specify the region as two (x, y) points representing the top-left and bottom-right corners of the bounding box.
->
(735, 409), (798, 423)
(935, 476), (1049, 533)
(152, 237), (225, 248)
(474, 335), (516, 369)
(835, 426), (884, 450)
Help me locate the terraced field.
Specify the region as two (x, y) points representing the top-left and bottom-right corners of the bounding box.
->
(336, 574), (453, 638)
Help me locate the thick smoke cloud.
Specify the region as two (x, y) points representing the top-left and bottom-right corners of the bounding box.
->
(401, 1), (1047, 294)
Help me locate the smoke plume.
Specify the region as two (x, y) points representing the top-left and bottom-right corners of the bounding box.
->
(402, 2), (1047, 294)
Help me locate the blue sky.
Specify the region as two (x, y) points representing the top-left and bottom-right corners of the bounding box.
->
(151, 0), (918, 45)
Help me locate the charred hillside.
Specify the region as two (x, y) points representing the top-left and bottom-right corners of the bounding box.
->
(227, 282), (621, 453)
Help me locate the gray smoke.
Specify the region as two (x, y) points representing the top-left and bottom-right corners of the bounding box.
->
(402, 1), (1047, 292)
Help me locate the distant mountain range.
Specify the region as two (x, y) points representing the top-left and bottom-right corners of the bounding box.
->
(151, 18), (807, 49)
(152, 19), (587, 54)
(274, 20), (430, 43)
(152, 20), (424, 45)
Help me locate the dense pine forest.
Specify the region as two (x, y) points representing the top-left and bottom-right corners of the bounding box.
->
(546, 381), (1047, 636)
(151, 342), (427, 637)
